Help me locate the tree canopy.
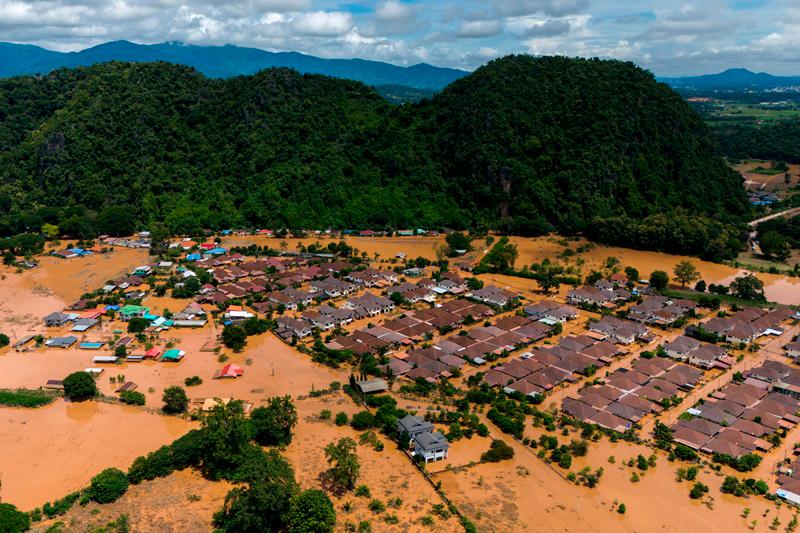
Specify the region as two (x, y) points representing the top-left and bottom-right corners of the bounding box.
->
(0, 56), (750, 260)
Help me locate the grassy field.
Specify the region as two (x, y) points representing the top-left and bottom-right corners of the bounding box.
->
(709, 106), (800, 122)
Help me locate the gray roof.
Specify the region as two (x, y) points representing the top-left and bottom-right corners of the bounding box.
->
(398, 414), (434, 435)
(356, 378), (388, 394)
(48, 335), (77, 347)
(414, 431), (449, 451)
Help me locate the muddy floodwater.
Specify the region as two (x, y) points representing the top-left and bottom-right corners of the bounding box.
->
(0, 400), (193, 509)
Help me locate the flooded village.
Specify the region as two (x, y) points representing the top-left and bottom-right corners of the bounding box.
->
(4, 229), (800, 532)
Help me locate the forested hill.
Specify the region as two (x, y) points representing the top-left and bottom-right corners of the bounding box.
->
(0, 55), (751, 260)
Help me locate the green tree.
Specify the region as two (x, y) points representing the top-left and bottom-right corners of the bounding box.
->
(89, 467), (129, 503)
(673, 260), (700, 287)
(120, 390), (146, 406)
(63, 371), (98, 401)
(222, 325), (248, 351)
(649, 270), (669, 291)
(323, 437), (360, 494)
(444, 232), (472, 255)
(288, 489), (336, 533)
(0, 503), (30, 533)
(759, 231), (791, 261)
(161, 386), (189, 414)
(213, 448), (299, 532)
(0, 333), (9, 348)
(730, 274), (765, 302)
(41, 222), (60, 239)
(199, 400), (253, 479)
(250, 396), (298, 447)
(127, 317), (149, 333)
(624, 266), (639, 283)
(478, 237), (518, 273)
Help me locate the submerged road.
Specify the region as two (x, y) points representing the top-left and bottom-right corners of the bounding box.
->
(748, 207), (800, 227)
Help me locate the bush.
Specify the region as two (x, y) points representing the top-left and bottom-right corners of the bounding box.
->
(617, 503), (626, 515)
(368, 499), (385, 513)
(184, 376), (203, 387)
(288, 489), (336, 533)
(319, 409), (332, 421)
(355, 485), (371, 498)
(120, 390), (145, 406)
(162, 386), (189, 414)
(63, 371), (98, 401)
(481, 439), (515, 463)
(674, 444), (698, 462)
(689, 482), (709, 499)
(0, 503), (30, 532)
(89, 468), (129, 503)
(0, 388), (56, 408)
(569, 439), (589, 457)
(335, 412), (349, 426)
(0, 333), (10, 348)
(350, 411), (376, 430)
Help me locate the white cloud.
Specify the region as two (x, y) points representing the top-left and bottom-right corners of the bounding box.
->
(291, 11), (353, 36)
(493, 0), (589, 18)
(457, 20), (503, 38)
(375, 0), (414, 22)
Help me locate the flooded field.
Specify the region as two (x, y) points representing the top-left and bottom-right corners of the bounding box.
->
(0, 400), (193, 509)
(436, 425), (798, 533)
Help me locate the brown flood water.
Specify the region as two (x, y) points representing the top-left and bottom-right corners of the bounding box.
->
(0, 400), (193, 509)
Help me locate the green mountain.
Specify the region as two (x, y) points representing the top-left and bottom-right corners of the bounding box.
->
(0, 56), (751, 260)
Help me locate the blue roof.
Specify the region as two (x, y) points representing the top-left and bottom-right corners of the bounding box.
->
(105, 305), (120, 311)
(207, 248), (227, 255)
(186, 253), (202, 261)
(222, 230), (232, 235)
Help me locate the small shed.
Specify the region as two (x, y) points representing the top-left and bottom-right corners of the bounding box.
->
(356, 378), (389, 395)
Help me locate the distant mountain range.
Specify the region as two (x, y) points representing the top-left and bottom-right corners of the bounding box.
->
(660, 68), (800, 90)
(0, 40), (467, 91)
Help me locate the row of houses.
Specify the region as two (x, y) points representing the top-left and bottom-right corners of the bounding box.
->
(662, 336), (733, 370)
(587, 316), (652, 345)
(671, 361), (800, 458)
(564, 358), (703, 432)
(627, 296), (697, 326)
(698, 307), (794, 344)
(567, 279), (631, 308)
(486, 333), (627, 398)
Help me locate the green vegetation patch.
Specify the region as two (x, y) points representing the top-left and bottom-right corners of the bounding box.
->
(0, 388), (58, 408)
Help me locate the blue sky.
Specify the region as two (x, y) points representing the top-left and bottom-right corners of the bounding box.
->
(0, 0), (798, 75)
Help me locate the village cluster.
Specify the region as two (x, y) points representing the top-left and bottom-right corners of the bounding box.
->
(12, 231), (800, 510)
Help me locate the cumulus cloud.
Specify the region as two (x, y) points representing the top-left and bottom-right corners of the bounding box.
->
(521, 19), (571, 37)
(1, 0), (800, 75)
(457, 20), (503, 38)
(291, 11), (353, 36)
(375, 0), (414, 22)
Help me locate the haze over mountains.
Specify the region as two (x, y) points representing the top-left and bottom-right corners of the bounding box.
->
(0, 40), (467, 91)
(659, 68), (800, 90)
(4, 41), (800, 94)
